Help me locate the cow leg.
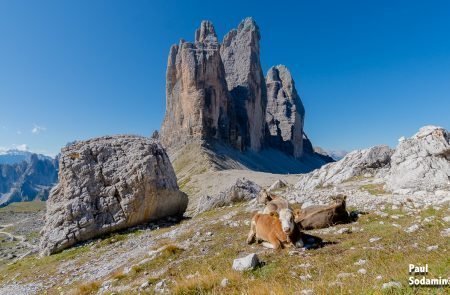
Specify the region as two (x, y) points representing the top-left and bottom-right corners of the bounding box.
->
(246, 220), (256, 244)
(267, 236), (282, 250)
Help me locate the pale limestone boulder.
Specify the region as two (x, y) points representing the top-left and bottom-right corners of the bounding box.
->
(385, 126), (450, 194)
(294, 145), (393, 193)
(40, 135), (188, 255)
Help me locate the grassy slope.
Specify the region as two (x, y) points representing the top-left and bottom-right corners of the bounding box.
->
(1, 201), (447, 295)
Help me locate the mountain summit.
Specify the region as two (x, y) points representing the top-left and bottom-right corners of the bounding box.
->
(160, 18), (331, 170)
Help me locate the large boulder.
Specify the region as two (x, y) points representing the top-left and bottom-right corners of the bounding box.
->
(294, 145), (393, 193)
(385, 126), (450, 195)
(40, 135), (188, 255)
(265, 65), (305, 158)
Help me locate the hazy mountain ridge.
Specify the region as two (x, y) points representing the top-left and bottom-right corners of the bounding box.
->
(0, 151), (58, 207)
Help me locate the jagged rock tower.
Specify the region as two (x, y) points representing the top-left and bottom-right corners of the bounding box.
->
(161, 17), (328, 164)
(265, 65), (305, 158)
(160, 21), (231, 149)
(220, 18), (266, 151)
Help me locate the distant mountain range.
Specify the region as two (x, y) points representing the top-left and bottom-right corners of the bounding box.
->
(0, 150), (58, 207)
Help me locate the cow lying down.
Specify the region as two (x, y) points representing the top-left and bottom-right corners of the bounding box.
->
(294, 195), (352, 230)
(247, 209), (304, 249)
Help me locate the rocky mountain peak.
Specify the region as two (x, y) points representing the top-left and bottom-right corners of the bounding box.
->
(160, 17), (332, 169)
(195, 20), (218, 44)
(265, 65), (305, 158)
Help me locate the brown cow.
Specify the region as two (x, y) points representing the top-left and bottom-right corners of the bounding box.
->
(247, 209), (303, 249)
(258, 189), (290, 214)
(294, 195), (351, 230)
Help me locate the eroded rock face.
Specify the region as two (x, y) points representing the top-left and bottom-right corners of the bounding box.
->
(265, 65), (305, 158)
(294, 145), (393, 193)
(40, 135), (188, 255)
(195, 178), (261, 214)
(220, 17), (266, 152)
(161, 21), (231, 150)
(385, 126), (450, 194)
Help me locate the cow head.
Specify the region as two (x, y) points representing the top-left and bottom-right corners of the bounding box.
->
(279, 208), (295, 234)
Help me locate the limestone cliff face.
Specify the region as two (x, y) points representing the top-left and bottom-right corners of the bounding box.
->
(265, 65), (305, 158)
(160, 18), (330, 166)
(161, 21), (231, 150)
(220, 18), (266, 151)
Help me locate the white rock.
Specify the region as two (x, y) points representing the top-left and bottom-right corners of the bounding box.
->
(392, 223), (401, 228)
(220, 278), (229, 288)
(404, 224), (420, 233)
(357, 268), (367, 275)
(154, 280), (167, 293)
(369, 237), (381, 243)
(140, 281), (150, 289)
(376, 275), (383, 280)
(427, 245), (438, 251)
(232, 253), (259, 271)
(442, 216), (450, 223)
(299, 274), (312, 281)
(336, 227), (351, 234)
(441, 228), (450, 237)
(300, 289), (314, 295)
(354, 259), (367, 266)
(382, 281), (402, 289)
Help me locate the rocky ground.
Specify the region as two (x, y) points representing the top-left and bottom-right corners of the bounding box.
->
(0, 179), (448, 295)
(0, 201), (45, 265)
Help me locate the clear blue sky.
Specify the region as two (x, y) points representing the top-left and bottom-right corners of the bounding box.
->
(0, 0), (449, 156)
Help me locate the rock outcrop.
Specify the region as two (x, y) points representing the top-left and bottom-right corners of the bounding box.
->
(221, 17), (266, 151)
(385, 126), (450, 195)
(160, 21), (231, 150)
(40, 135), (188, 255)
(265, 65), (305, 158)
(0, 153), (58, 207)
(160, 17), (331, 168)
(294, 145), (393, 193)
(195, 178), (261, 214)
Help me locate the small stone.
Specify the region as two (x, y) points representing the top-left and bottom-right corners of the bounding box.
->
(335, 227), (351, 234)
(443, 216), (450, 223)
(392, 223), (401, 228)
(354, 259), (367, 266)
(357, 268), (367, 275)
(390, 215), (399, 219)
(379, 221), (384, 225)
(232, 253), (259, 271)
(369, 237), (381, 243)
(220, 278), (229, 288)
(140, 281), (150, 289)
(404, 224), (420, 233)
(299, 274), (312, 281)
(154, 280), (167, 293)
(300, 289), (314, 295)
(440, 228), (450, 237)
(205, 232), (213, 237)
(427, 245), (438, 251)
(376, 275), (383, 280)
(382, 281), (402, 289)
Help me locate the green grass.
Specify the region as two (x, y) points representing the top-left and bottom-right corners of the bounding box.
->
(0, 200), (46, 214)
(361, 183), (387, 195)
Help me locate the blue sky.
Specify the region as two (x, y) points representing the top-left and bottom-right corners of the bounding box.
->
(0, 0), (449, 156)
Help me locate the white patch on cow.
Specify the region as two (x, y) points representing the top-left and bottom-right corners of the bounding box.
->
(279, 209), (295, 234)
